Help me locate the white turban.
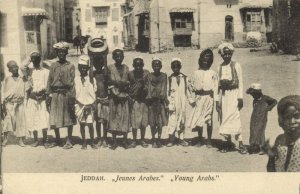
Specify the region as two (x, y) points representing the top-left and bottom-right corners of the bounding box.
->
(78, 55), (90, 66)
(53, 42), (69, 50)
(218, 42), (234, 55)
(152, 57), (162, 62)
(171, 57), (182, 64)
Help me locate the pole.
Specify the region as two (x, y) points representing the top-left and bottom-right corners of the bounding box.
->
(157, 0), (160, 52)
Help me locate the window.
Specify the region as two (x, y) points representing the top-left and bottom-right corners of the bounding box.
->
(94, 7), (109, 25)
(0, 13), (8, 46)
(245, 11), (262, 31)
(112, 8), (119, 21)
(170, 13), (194, 31)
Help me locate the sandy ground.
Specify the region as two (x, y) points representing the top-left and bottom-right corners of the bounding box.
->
(2, 47), (300, 172)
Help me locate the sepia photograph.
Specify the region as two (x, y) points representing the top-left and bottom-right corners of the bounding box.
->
(0, 0), (299, 193)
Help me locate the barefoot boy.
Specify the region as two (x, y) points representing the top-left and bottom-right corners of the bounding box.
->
(75, 55), (97, 150)
(2, 61), (28, 146)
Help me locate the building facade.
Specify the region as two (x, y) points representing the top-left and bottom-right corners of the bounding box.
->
(0, 0), (65, 71)
(79, 0), (126, 50)
(123, 0), (272, 53)
(64, 0), (80, 42)
(272, 0), (300, 54)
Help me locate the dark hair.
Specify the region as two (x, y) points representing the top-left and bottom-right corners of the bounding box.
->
(171, 60), (181, 69)
(112, 49), (124, 57)
(277, 95), (300, 126)
(133, 58), (144, 66)
(199, 49), (214, 69)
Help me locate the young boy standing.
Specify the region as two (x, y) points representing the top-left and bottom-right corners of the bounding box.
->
(88, 38), (110, 148)
(128, 57), (149, 148)
(146, 57), (168, 148)
(166, 58), (190, 147)
(46, 42), (76, 149)
(2, 61), (28, 146)
(107, 49), (131, 150)
(75, 55), (97, 150)
(23, 51), (51, 148)
(246, 83), (277, 154)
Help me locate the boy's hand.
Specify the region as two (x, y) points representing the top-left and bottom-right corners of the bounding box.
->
(237, 99), (243, 110)
(190, 101), (196, 107)
(46, 96), (52, 112)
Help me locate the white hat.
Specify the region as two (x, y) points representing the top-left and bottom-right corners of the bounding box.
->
(53, 42), (69, 50)
(78, 55), (90, 66)
(218, 42), (234, 55)
(249, 83), (261, 90)
(171, 57), (182, 63)
(152, 57), (162, 62)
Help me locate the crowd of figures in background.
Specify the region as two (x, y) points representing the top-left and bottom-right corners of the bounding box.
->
(1, 39), (300, 172)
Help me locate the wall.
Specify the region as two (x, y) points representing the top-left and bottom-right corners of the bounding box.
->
(79, 0), (125, 50)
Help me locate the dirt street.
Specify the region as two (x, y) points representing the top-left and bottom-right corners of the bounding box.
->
(2, 48), (300, 172)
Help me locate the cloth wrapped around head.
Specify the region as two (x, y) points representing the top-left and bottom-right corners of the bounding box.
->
(246, 83), (262, 94)
(53, 42), (69, 50)
(152, 57), (162, 62)
(171, 57), (182, 64)
(218, 42), (234, 55)
(78, 55), (90, 67)
(7, 60), (18, 69)
(30, 51), (41, 58)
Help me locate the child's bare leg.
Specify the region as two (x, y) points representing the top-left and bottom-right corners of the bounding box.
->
(42, 128), (50, 148)
(151, 126), (158, 148)
(193, 126), (203, 147)
(31, 131), (39, 147)
(2, 132), (8, 146)
(18, 136), (25, 147)
(80, 123), (87, 150)
(122, 133), (130, 149)
(88, 123), (97, 149)
(178, 131), (189, 147)
(207, 122), (213, 148)
(140, 127), (148, 147)
(102, 121), (108, 147)
(96, 121), (102, 146)
(63, 126), (73, 149)
(157, 127), (162, 148)
(110, 133), (118, 150)
(130, 128), (137, 148)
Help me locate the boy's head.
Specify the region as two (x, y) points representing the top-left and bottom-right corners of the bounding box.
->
(133, 57), (144, 73)
(78, 55), (90, 77)
(7, 60), (19, 76)
(246, 83), (262, 100)
(218, 43), (234, 64)
(91, 55), (105, 70)
(53, 42), (69, 61)
(277, 95), (300, 139)
(152, 57), (162, 73)
(30, 51), (41, 68)
(171, 58), (182, 75)
(112, 49), (124, 64)
(199, 49), (213, 70)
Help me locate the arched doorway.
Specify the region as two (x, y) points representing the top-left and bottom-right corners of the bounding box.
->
(225, 15), (234, 41)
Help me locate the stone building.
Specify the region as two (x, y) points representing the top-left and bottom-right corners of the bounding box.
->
(64, 0), (81, 42)
(79, 0), (126, 50)
(123, 0), (272, 53)
(0, 0), (65, 70)
(272, 0), (300, 54)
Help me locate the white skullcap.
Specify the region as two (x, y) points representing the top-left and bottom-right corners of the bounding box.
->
(249, 83), (261, 90)
(171, 57), (182, 63)
(152, 57), (162, 62)
(78, 55), (90, 66)
(218, 42), (234, 55)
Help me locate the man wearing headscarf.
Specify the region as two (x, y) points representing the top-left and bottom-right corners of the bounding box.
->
(216, 42), (247, 154)
(46, 42), (76, 149)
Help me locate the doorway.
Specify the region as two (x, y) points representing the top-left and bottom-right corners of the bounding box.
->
(225, 15), (234, 41)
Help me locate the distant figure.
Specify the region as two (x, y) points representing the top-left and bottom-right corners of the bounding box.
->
(73, 36), (81, 56)
(73, 35), (90, 55)
(267, 95), (300, 172)
(246, 83), (277, 155)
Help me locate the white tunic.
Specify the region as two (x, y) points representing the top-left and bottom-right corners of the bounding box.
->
(187, 69), (218, 129)
(218, 62), (243, 136)
(26, 68), (50, 132)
